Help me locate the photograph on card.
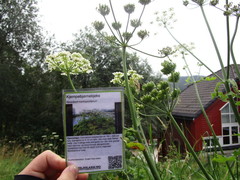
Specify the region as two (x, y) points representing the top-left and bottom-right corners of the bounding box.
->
(65, 91), (123, 136)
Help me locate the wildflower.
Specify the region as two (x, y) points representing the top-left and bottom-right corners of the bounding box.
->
(111, 70), (143, 90)
(142, 81), (155, 93)
(137, 30), (149, 40)
(161, 60), (176, 75)
(139, 0), (151, 6)
(159, 46), (174, 56)
(112, 22), (122, 30)
(122, 32), (132, 41)
(191, 0), (205, 6)
(93, 21), (105, 31)
(110, 72), (124, 85)
(168, 72), (180, 83)
(97, 4), (110, 16)
(41, 135), (47, 138)
(54, 135), (59, 139)
(210, 0), (218, 6)
(183, 0), (189, 6)
(45, 51), (92, 76)
(124, 4), (135, 14)
(155, 8), (177, 28)
(131, 19), (142, 28)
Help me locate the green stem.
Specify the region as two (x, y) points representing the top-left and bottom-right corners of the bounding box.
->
(126, 5), (146, 44)
(230, 17), (240, 78)
(103, 15), (121, 44)
(168, 113), (214, 180)
(109, 0), (124, 43)
(199, 5), (226, 78)
(67, 74), (76, 92)
(128, 45), (166, 59)
(224, 81), (240, 124)
(122, 46), (161, 180)
(125, 13), (131, 37)
(225, 5), (231, 79)
(165, 27), (223, 81)
(183, 55), (235, 179)
(200, 3), (240, 123)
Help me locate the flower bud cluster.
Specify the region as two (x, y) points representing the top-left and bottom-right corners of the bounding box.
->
(224, 3), (240, 16)
(94, 1), (151, 43)
(97, 4), (110, 16)
(141, 80), (180, 105)
(183, 0), (240, 17)
(112, 22), (122, 30)
(124, 4), (135, 14)
(45, 51), (93, 76)
(110, 70), (143, 89)
(92, 21), (105, 31)
(137, 30), (149, 40)
(159, 47), (175, 56)
(161, 60), (176, 75)
(131, 19), (142, 28)
(139, 0), (151, 6)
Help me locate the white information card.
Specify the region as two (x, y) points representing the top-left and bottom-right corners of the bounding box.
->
(63, 88), (125, 173)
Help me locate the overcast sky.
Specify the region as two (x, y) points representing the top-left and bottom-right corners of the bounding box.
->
(38, 0), (240, 76)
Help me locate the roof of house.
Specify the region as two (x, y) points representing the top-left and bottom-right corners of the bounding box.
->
(172, 64), (239, 120)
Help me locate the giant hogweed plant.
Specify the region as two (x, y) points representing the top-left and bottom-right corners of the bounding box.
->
(93, 0), (214, 179)
(153, 0), (240, 179)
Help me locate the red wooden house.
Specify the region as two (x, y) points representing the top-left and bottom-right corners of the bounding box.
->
(171, 65), (240, 152)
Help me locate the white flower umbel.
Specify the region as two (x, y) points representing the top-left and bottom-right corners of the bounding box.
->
(111, 70), (143, 91)
(45, 51), (93, 91)
(45, 51), (92, 75)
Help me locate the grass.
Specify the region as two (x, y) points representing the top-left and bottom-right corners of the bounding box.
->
(0, 145), (31, 180)
(0, 140), (239, 180)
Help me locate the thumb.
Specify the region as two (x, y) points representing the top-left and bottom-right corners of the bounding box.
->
(57, 165), (78, 180)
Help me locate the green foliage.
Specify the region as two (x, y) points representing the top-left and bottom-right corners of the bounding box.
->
(73, 111), (115, 135)
(23, 132), (64, 157)
(0, 0), (43, 65)
(63, 27), (153, 88)
(160, 60), (176, 75)
(0, 131), (64, 180)
(0, 146), (31, 180)
(126, 142), (145, 151)
(0, 0), (65, 139)
(212, 154), (236, 163)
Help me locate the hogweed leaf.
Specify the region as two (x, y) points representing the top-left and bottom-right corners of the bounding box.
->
(126, 142), (145, 151)
(212, 154), (236, 163)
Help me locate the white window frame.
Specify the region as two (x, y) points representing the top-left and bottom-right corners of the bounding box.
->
(220, 103), (239, 147)
(203, 103), (239, 149)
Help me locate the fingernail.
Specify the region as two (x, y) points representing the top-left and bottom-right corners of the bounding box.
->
(69, 164), (78, 177)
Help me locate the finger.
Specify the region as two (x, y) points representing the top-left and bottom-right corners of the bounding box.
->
(19, 150), (66, 179)
(57, 165), (78, 180)
(77, 173), (89, 180)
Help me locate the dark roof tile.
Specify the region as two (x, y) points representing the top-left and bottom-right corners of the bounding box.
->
(172, 64), (240, 118)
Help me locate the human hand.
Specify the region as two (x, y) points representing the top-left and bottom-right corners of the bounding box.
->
(19, 150), (88, 180)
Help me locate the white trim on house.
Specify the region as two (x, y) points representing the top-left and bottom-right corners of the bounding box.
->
(203, 103), (240, 149)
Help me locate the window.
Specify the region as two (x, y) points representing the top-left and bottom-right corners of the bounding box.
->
(221, 103), (239, 146)
(203, 136), (220, 149)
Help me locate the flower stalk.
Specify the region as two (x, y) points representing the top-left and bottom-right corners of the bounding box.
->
(122, 45), (161, 180)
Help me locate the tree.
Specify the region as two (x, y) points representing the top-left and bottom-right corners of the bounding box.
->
(63, 27), (154, 88)
(0, 0), (60, 139)
(0, 0), (45, 66)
